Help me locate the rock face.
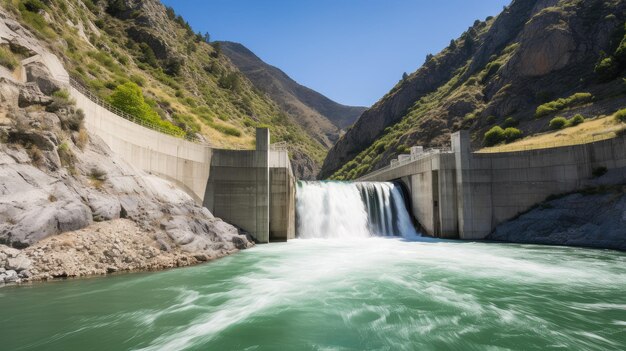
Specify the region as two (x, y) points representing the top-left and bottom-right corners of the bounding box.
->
(320, 0), (626, 179)
(0, 218), (252, 283)
(220, 41), (367, 179)
(489, 188), (626, 251)
(0, 17), (255, 284)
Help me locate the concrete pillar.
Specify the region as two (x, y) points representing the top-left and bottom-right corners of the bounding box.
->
(255, 128), (270, 243)
(453, 131), (493, 239)
(203, 128), (271, 243)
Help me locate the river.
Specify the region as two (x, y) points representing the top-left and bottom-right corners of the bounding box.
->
(1, 237), (625, 350)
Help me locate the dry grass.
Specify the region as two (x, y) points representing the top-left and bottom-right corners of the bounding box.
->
(478, 114), (626, 153)
(76, 127), (89, 150)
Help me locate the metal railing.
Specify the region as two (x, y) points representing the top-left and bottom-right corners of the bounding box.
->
(359, 146), (452, 180)
(69, 77), (201, 143)
(270, 141), (288, 151)
(476, 132), (621, 153)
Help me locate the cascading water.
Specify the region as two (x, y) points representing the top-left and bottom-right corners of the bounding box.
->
(296, 181), (419, 239)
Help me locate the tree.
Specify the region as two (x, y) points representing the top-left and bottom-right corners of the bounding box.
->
(449, 39), (457, 50)
(402, 72), (408, 80)
(218, 72), (241, 92)
(549, 117), (567, 130)
(109, 82), (153, 120)
(203, 32), (211, 43)
(108, 82), (183, 135)
(138, 43), (158, 68)
(594, 57), (619, 82)
(425, 53), (433, 63)
(483, 126), (505, 146)
(503, 127), (522, 142)
(165, 58), (183, 76)
(464, 36), (475, 52)
(211, 42), (222, 58)
(106, 0), (127, 16)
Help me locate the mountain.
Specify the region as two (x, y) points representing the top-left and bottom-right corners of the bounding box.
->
(0, 0), (329, 179)
(320, 0), (626, 180)
(219, 41), (366, 148)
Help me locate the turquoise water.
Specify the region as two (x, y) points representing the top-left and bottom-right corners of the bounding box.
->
(1, 238), (625, 350)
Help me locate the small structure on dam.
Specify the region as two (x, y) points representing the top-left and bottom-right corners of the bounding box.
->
(360, 131), (626, 240)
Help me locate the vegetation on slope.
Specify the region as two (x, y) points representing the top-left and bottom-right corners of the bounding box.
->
(1, 0), (326, 172)
(478, 112), (626, 153)
(326, 0), (626, 180)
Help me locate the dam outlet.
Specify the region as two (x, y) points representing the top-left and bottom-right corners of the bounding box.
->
(296, 181), (419, 239)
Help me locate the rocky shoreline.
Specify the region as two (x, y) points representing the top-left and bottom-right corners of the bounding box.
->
(489, 186), (626, 251)
(0, 219), (252, 285)
(0, 14), (255, 286)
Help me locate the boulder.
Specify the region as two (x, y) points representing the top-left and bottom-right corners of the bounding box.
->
(87, 193), (121, 222)
(18, 84), (51, 107)
(4, 269), (18, 283)
(24, 62), (62, 95)
(6, 255), (31, 272)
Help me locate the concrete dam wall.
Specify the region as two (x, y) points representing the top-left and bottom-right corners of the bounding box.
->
(360, 131), (626, 240)
(68, 82), (295, 243)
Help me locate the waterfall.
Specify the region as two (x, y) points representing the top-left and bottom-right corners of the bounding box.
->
(296, 181), (419, 239)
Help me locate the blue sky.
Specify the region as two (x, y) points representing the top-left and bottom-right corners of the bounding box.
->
(161, 0), (510, 107)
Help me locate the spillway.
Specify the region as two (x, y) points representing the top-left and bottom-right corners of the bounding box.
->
(295, 181), (419, 239)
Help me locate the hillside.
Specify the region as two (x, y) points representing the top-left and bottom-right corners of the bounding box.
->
(321, 0), (626, 180)
(220, 41), (366, 149)
(0, 0), (327, 179)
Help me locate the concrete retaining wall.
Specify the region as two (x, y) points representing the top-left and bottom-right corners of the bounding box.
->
(71, 87), (212, 204)
(269, 149), (296, 241)
(72, 84), (296, 243)
(204, 129), (270, 243)
(360, 130), (626, 240)
(361, 152), (457, 237)
(455, 131), (626, 239)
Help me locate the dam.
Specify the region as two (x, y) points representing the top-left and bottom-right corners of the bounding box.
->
(69, 78), (296, 244)
(21, 54), (616, 243)
(70, 66), (626, 242)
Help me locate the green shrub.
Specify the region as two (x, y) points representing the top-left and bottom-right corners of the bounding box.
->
(615, 108), (626, 123)
(503, 127), (523, 142)
(57, 142), (76, 171)
(218, 72), (241, 91)
(568, 114), (585, 126)
(22, 0), (46, 12)
(483, 126), (505, 146)
(138, 43), (158, 68)
(481, 61), (501, 83)
(549, 117), (568, 130)
(0, 46), (19, 70)
(46, 90), (74, 113)
(18, 2), (56, 39)
(108, 82), (183, 135)
(374, 142), (386, 153)
(210, 123), (241, 137)
(535, 93), (593, 118)
(595, 57), (619, 82)
(502, 117), (518, 128)
(172, 113), (200, 133)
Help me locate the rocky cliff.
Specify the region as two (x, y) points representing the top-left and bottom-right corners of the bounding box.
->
(0, 0), (330, 179)
(489, 186), (626, 251)
(0, 13), (253, 285)
(321, 0), (626, 180)
(220, 41), (366, 149)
